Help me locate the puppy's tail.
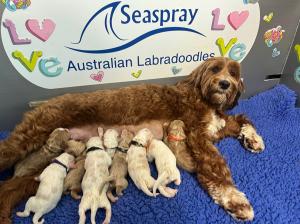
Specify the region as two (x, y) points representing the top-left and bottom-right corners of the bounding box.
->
(140, 182), (154, 197)
(0, 175), (39, 223)
(153, 171), (168, 196)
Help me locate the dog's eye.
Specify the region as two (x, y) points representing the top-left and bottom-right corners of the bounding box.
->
(211, 66), (221, 74)
(229, 69), (237, 77)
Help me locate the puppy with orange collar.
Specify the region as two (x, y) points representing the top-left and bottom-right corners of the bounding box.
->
(163, 120), (196, 173)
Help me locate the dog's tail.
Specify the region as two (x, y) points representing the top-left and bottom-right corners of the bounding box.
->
(0, 175), (39, 223)
(153, 171), (169, 196)
(140, 181), (154, 197)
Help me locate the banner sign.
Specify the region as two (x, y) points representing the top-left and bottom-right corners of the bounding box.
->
(1, 0), (260, 89)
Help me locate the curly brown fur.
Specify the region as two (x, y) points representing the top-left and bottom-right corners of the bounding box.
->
(0, 57), (264, 221)
(13, 128), (70, 178)
(107, 129), (134, 200)
(163, 120), (196, 173)
(0, 175), (39, 224)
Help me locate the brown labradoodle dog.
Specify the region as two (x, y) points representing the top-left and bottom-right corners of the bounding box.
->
(0, 57), (264, 221)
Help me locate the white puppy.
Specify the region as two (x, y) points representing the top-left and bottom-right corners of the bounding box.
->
(78, 127), (112, 224)
(16, 153), (75, 224)
(104, 129), (119, 158)
(148, 139), (181, 197)
(127, 128), (156, 196)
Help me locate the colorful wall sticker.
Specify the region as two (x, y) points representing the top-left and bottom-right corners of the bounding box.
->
(243, 0), (259, 4)
(264, 26), (285, 47)
(295, 44), (300, 62)
(294, 66), (300, 84)
(90, 71), (104, 82)
(1, 0), (30, 11)
(263, 12), (274, 23)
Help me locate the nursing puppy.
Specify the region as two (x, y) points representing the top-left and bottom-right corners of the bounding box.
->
(65, 139), (86, 157)
(16, 153), (75, 224)
(79, 128), (112, 224)
(63, 140), (86, 199)
(104, 129), (119, 158)
(127, 128), (155, 197)
(63, 156), (86, 200)
(107, 129), (134, 201)
(163, 120), (196, 172)
(14, 128), (70, 177)
(148, 139), (181, 197)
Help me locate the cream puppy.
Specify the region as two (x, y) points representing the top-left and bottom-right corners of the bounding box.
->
(78, 127), (112, 224)
(104, 129), (119, 158)
(16, 153), (75, 224)
(127, 128), (156, 197)
(148, 139), (181, 197)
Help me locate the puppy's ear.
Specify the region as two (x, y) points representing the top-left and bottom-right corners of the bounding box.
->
(98, 127), (104, 138)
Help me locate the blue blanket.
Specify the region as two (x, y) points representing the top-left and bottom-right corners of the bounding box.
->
(0, 85), (299, 224)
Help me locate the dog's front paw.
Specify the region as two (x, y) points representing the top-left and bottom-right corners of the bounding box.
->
(221, 187), (254, 221)
(239, 124), (265, 153)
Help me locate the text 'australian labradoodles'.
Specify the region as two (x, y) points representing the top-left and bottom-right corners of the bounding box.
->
(0, 57), (264, 221)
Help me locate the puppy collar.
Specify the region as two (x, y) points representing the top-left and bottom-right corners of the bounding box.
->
(167, 135), (185, 142)
(130, 140), (145, 148)
(116, 146), (129, 153)
(86, 146), (105, 154)
(52, 159), (69, 173)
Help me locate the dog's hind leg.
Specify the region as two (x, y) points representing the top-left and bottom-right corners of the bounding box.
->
(16, 197), (36, 217)
(0, 175), (39, 223)
(102, 199), (112, 224)
(32, 212), (44, 224)
(78, 206), (87, 224)
(140, 181), (154, 197)
(90, 204), (98, 224)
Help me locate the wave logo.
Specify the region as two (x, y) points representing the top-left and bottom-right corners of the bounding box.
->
(66, 1), (205, 54)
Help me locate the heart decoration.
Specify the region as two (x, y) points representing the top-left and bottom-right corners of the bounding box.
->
(272, 48), (280, 58)
(171, 66), (182, 75)
(263, 12), (274, 23)
(131, 70), (142, 79)
(228, 11), (249, 30)
(90, 71), (104, 82)
(26, 19), (56, 42)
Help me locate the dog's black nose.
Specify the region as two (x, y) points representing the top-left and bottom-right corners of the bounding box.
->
(219, 80), (230, 90)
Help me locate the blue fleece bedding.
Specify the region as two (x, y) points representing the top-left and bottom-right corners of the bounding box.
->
(0, 84), (299, 224)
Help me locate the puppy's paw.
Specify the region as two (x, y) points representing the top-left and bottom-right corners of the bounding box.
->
(239, 124), (265, 153)
(158, 186), (178, 198)
(220, 187), (254, 221)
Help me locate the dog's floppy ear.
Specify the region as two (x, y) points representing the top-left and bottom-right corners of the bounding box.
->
(177, 58), (212, 91)
(238, 78), (245, 93)
(228, 78), (245, 110)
